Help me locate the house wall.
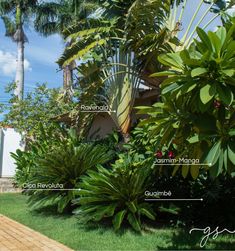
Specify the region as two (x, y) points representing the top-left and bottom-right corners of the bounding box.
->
(0, 128), (23, 178)
(88, 95), (158, 139)
(88, 114), (117, 139)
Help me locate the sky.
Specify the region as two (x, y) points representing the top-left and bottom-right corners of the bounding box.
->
(0, 20), (64, 106)
(0, 0), (233, 112)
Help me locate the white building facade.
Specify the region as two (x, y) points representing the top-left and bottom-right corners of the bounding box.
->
(0, 128), (23, 177)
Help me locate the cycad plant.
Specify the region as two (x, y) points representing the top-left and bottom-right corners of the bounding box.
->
(74, 153), (156, 232)
(24, 130), (114, 213)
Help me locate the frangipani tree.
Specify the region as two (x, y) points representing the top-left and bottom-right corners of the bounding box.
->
(138, 18), (235, 178)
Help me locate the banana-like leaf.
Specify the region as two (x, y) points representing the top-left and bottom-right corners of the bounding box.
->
(101, 45), (143, 135)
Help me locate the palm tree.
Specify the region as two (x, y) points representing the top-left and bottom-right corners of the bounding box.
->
(0, 0), (38, 100)
(34, 0), (100, 93)
(57, 0), (231, 86)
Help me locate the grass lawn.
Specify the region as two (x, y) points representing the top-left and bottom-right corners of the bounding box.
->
(0, 193), (234, 251)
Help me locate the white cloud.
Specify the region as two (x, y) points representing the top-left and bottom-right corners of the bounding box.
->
(0, 50), (31, 76)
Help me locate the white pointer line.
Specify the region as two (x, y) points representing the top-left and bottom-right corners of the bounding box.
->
(24, 189), (80, 191)
(80, 111), (116, 113)
(154, 164), (212, 166)
(145, 198), (203, 201)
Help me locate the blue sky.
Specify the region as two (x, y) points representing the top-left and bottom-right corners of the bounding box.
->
(0, 0), (233, 109)
(0, 19), (64, 105)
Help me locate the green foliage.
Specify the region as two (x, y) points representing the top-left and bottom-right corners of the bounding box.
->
(138, 22), (235, 178)
(25, 133), (114, 213)
(153, 25), (235, 109)
(0, 83), (75, 140)
(34, 0), (100, 37)
(74, 153), (155, 232)
(57, 18), (118, 67)
(11, 123), (68, 188)
(11, 149), (34, 188)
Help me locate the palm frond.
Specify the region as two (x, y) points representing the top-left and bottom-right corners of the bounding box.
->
(0, 0), (15, 15)
(1, 15), (16, 37)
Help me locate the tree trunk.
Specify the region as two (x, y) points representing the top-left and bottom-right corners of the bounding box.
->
(14, 27), (24, 100)
(63, 64), (73, 90)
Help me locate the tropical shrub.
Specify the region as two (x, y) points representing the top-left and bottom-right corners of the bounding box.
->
(11, 123), (67, 187)
(26, 141), (114, 213)
(11, 149), (34, 188)
(137, 21), (235, 178)
(0, 83), (75, 141)
(74, 153), (156, 232)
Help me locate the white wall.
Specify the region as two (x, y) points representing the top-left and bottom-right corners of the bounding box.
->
(0, 128), (23, 177)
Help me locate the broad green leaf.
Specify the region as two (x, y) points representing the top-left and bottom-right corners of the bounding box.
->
(172, 165), (180, 176)
(139, 208), (155, 220)
(205, 141), (221, 166)
(228, 143), (235, 165)
(159, 205), (179, 215)
(196, 27), (213, 51)
(200, 84), (216, 104)
(229, 129), (235, 137)
(191, 67), (208, 77)
(218, 151), (224, 174)
(216, 27), (226, 46)
(113, 210), (127, 231)
(221, 69), (234, 77)
(217, 85), (233, 105)
(160, 76), (183, 87)
(187, 134), (199, 144)
(224, 41), (235, 61)
(126, 201), (137, 213)
(182, 165), (189, 178)
(151, 71), (178, 77)
(158, 53), (183, 69)
(178, 81), (197, 96)
(162, 83), (180, 95)
(208, 32), (222, 55)
(127, 213), (141, 232)
(224, 148), (228, 171)
(190, 166), (199, 180)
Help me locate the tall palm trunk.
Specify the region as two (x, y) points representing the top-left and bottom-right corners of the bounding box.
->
(63, 64), (73, 89)
(14, 34), (24, 100)
(62, 41), (76, 102)
(14, 5), (24, 100)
